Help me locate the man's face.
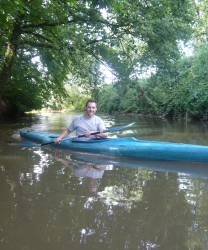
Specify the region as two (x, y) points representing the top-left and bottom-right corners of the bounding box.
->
(85, 102), (97, 118)
(88, 178), (99, 193)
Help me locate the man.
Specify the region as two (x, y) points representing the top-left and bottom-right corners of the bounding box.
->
(55, 99), (108, 143)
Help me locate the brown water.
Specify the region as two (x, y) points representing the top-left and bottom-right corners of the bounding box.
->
(1, 112), (208, 250)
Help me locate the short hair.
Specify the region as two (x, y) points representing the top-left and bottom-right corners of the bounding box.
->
(85, 99), (97, 107)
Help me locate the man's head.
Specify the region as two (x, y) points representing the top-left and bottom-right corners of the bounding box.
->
(85, 99), (97, 107)
(88, 178), (99, 194)
(85, 99), (97, 118)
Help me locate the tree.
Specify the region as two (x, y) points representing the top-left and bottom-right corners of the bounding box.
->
(0, 0), (194, 114)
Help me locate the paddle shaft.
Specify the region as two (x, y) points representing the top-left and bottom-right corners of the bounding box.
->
(41, 131), (103, 146)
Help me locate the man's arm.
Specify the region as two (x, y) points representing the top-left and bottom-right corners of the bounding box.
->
(54, 128), (71, 143)
(96, 132), (108, 138)
(84, 130), (108, 138)
(97, 119), (108, 138)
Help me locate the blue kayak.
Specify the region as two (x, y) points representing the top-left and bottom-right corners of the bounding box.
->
(20, 130), (208, 162)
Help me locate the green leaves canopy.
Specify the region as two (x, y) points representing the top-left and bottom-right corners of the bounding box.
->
(0, 0), (194, 113)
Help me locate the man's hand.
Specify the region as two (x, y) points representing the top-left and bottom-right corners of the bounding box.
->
(54, 137), (62, 143)
(85, 131), (91, 137)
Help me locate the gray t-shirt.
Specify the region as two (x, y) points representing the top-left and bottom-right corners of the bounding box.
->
(70, 166), (105, 179)
(68, 114), (106, 137)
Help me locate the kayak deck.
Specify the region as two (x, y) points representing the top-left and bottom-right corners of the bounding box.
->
(20, 130), (208, 163)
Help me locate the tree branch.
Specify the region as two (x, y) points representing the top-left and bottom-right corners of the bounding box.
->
(23, 31), (55, 44)
(19, 41), (54, 49)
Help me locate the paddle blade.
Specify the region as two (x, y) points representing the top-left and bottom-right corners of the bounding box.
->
(104, 122), (135, 132)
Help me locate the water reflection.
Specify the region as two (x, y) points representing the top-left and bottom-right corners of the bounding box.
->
(58, 149), (208, 180)
(54, 149), (107, 196)
(49, 149), (208, 249)
(1, 145), (208, 249)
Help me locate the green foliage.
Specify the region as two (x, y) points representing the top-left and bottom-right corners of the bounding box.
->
(120, 88), (139, 113)
(98, 80), (153, 115)
(0, 0), (195, 114)
(46, 84), (90, 111)
(98, 43), (208, 121)
(146, 43), (208, 120)
(192, 44), (208, 84)
(98, 85), (121, 113)
(2, 0), (207, 122)
(192, 0), (208, 46)
(5, 58), (46, 113)
(4, 50), (67, 113)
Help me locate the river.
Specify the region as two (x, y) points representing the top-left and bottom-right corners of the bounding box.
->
(1, 112), (208, 250)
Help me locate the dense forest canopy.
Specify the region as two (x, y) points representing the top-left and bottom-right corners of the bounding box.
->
(0, 0), (208, 120)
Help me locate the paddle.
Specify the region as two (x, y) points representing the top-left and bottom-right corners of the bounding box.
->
(40, 122), (135, 146)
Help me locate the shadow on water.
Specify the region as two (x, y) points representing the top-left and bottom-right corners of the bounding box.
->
(1, 113), (208, 249)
